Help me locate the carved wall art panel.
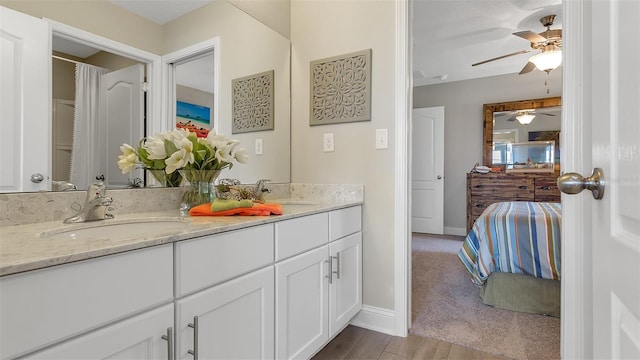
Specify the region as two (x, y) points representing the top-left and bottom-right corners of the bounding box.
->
(309, 49), (372, 126)
(232, 70), (274, 133)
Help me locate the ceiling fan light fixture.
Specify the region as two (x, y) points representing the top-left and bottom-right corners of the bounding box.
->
(516, 113), (535, 125)
(529, 50), (562, 72)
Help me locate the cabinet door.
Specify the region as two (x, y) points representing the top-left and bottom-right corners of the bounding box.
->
(28, 304), (174, 359)
(275, 247), (329, 360)
(329, 232), (363, 336)
(176, 266), (274, 360)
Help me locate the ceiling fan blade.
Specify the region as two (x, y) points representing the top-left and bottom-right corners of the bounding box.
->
(472, 49), (532, 67)
(519, 61), (536, 74)
(513, 30), (548, 43)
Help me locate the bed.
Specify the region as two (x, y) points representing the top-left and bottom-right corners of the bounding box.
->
(458, 201), (561, 317)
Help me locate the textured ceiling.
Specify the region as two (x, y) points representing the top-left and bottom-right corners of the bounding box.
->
(412, 0), (562, 87)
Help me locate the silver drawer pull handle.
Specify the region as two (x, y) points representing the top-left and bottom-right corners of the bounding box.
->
(332, 253), (341, 279)
(161, 327), (174, 360)
(325, 258), (333, 284)
(188, 316), (199, 359)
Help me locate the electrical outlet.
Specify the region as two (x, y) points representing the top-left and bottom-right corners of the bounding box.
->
(323, 133), (335, 152)
(255, 138), (263, 155)
(376, 128), (388, 149)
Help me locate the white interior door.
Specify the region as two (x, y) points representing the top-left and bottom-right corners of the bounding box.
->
(588, 0), (640, 357)
(0, 6), (50, 192)
(100, 63), (144, 188)
(411, 106), (444, 234)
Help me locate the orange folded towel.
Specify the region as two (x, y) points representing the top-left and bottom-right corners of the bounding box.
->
(190, 202), (283, 216)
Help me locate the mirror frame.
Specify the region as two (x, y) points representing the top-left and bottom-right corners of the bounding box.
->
(483, 96), (562, 168)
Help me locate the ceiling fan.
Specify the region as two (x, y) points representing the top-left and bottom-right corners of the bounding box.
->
(472, 15), (563, 75)
(503, 109), (557, 122)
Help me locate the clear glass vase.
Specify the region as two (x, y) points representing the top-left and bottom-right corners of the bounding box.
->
(179, 169), (222, 214)
(146, 169), (182, 187)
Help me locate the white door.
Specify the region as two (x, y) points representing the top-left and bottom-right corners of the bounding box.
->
(275, 246), (329, 360)
(587, 0), (640, 357)
(328, 232), (362, 336)
(411, 106), (444, 234)
(99, 63), (144, 188)
(176, 266), (275, 359)
(28, 304), (174, 359)
(0, 6), (50, 192)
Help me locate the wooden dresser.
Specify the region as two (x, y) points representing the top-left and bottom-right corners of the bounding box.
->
(466, 172), (561, 232)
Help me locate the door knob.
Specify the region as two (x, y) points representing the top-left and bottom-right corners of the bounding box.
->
(30, 173), (44, 183)
(557, 168), (605, 200)
(437, 175), (442, 180)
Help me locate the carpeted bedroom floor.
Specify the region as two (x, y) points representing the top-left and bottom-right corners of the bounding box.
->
(410, 233), (561, 360)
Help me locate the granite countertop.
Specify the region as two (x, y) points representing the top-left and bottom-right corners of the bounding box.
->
(0, 199), (362, 277)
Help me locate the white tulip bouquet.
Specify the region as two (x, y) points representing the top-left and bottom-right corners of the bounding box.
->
(118, 128), (249, 188)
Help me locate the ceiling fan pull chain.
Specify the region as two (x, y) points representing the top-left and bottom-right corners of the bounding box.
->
(545, 73), (550, 94)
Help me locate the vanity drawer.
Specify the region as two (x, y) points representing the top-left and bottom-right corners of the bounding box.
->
(0, 244), (173, 359)
(175, 224), (274, 297)
(275, 213), (328, 261)
(329, 206), (362, 241)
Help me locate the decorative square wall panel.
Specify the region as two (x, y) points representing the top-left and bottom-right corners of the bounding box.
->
(310, 49), (372, 126)
(232, 70), (274, 133)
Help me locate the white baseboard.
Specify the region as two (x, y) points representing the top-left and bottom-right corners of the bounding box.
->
(444, 226), (467, 236)
(350, 305), (397, 336)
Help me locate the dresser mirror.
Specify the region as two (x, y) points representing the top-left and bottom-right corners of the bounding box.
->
(483, 97), (562, 170)
(1, 1), (291, 193)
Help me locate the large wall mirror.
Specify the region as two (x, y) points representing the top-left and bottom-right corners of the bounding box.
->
(0, 0), (291, 193)
(483, 97), (562, 170)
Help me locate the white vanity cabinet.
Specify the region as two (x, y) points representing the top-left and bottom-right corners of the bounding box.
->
(275, 206), (362, 360)
(176, 267), (275, 360)
(27, 304), (174, 359)
(0, 204), (362, 360)
(174, 224), (275, 359)
(0, 244), (173, 359)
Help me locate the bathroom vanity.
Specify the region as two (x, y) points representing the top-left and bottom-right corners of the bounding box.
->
(0, 194), (362, 359)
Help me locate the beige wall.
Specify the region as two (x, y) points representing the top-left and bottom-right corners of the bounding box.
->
(290, 0), (398, 310)
(413, 70), (562, 232)
(163, 0), (291, 183)
(0, 0), (162, 54)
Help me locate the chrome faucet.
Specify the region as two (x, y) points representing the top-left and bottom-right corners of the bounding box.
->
(63, 183), (114, 224)
(254, 179), (272, 201)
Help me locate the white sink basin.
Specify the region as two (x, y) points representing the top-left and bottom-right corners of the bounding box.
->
(39, 218), (190, 240)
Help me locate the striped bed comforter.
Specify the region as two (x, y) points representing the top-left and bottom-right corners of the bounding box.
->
(458, 201), (561, 286)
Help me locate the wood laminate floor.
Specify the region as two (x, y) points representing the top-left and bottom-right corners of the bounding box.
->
(312, 325), (507, 360)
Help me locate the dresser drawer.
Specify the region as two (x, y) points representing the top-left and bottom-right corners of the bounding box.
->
(535, 178), (561, 202)
(0, 244), (173, 359)
(275, 213), (328, 261)
(175, 224), (274, 297)
(469, 177), (535, 199)
(469, 199), (502, 218)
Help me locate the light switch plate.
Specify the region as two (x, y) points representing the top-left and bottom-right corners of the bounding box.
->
(376, 129), (388, 149)
(323, 133), (335, 152)
(255, 138), (263, 155)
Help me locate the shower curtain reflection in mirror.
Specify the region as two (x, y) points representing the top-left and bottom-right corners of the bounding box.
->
(70, 63), (108, 191)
